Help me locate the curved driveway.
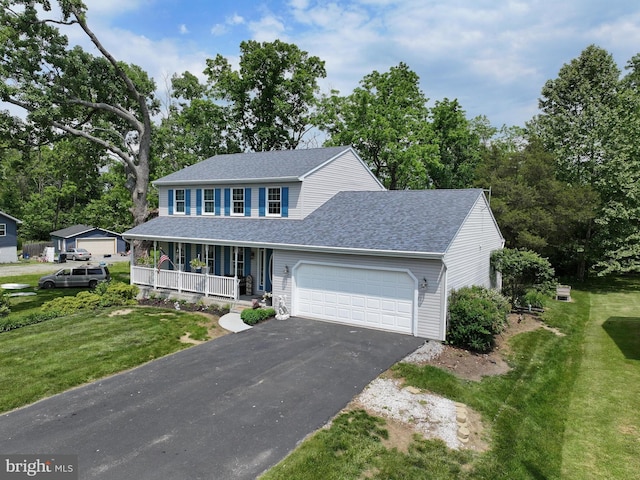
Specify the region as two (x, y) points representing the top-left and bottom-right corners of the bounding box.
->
(0, 317), (424, 479)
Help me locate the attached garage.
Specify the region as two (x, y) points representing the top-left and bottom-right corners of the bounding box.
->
(293, 263), (416, 334)
(76, 237), (117, 256)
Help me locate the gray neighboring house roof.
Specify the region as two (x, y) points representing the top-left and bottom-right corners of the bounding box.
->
(153, 146), (357, 185)
(123, 189), (489, 258)
(51, 224), (121, 238)
(0, 211), (22, 224)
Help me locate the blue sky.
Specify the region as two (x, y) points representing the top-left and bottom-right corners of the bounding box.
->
(48, 0), (640, 129)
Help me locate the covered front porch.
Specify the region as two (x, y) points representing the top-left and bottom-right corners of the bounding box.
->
(130, 241), (275, 301)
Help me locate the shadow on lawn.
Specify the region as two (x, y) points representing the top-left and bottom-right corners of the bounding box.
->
(603, 317), (640, 360)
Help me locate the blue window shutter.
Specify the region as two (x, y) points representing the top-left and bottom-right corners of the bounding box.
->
(259, 188), (266, 217)
(244, 247), (251, 276)
(214, 246), (221, 275)
(196, 189), (202, 216)
(168, 242), (174, 270)
(215, 189), (221, 216)
(282, 187), (289, 218)
(185, 244), (191, 271)
(185, 189), (191, 215)
(245, 188), (251, 216)
(224, 188), (230, 216)
(168, 189), (174, 215)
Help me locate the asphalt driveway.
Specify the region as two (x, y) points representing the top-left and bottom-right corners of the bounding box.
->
(0, 317), (424, 479)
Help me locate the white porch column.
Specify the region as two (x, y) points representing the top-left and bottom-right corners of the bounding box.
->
(153, 240), (158, 290)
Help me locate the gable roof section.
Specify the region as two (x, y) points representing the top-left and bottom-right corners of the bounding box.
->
(51, 224), (121, 238)
(123, 189), (491, 258)
(0, 211), (22, 224)
(153, 146), (355, 185)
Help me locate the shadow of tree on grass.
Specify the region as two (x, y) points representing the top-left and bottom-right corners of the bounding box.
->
(603, 317), (640, 360)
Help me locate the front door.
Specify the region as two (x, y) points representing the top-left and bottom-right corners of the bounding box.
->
(257, 248), (274, 292)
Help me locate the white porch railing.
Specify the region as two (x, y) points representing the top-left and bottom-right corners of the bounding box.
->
(131, 266), (238, 299)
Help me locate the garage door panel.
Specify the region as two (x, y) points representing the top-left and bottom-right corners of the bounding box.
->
(294, 264), (415, 334)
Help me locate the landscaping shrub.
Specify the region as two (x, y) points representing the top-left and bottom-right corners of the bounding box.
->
(523, 289), (547, 309)
(447, 286), (510, 353)
(0, 310), (59, 332)
(491, 248), (555, 306)
(241, 307), (276, 326)
(41, 282), (139, 317)
(95, 282), (139, 307)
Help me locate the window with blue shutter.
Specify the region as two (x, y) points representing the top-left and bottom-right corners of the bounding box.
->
(196, 189), (202, 216)
(259, 188), (266, 217)
(214, 246), (221, 275)
(168, 189), (174, 215)
(282, 187), (289, 218)
(185, 189), (191, 215)
(224, 188), (231, 216)
(185, 244), (191, 271)
(168, 242), (174, 270)
(245, 188), (251, 216)
(244, 247), (251, 276)
(224, 246), (231, 275)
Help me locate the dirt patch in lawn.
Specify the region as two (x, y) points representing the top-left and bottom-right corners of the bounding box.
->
(421, 313), (561, 382)
(180, 312), (228, 344)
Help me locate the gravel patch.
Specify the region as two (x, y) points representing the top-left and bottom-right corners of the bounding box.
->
(356, 377), (460, 449)
(402, 340), (444, 363)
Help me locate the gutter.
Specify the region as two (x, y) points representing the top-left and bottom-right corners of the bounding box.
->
(153, 176), (301, 187)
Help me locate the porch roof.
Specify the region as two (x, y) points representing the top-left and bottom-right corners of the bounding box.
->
(123, 189), (487, 259)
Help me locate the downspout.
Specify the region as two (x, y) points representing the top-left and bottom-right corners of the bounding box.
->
(233, 246), (239, 300)
(441, 261), (449, 342)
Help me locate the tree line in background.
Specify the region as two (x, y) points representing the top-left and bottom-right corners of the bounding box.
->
(0, 1), (639, 279)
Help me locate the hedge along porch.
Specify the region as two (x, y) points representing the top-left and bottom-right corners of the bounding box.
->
(130, 240), (274, 300)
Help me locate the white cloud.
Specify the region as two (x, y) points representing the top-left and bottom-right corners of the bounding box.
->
(211, 23), (228, 36)
(248, 15), (287, 42)
(179, 24), (189, 34)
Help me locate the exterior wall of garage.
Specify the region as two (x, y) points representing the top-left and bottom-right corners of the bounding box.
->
(444, 194), (504, 292)
(273, 250), (446, 340)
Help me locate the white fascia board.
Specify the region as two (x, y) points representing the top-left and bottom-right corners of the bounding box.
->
(122, 232), (444, 260)
(153, 176), (300, 186)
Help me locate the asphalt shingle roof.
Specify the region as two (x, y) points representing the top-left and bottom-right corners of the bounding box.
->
(123, 189), (487, 256)
(153, 146), (352, 185)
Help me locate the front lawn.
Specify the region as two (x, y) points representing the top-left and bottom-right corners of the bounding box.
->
(0, 306), (222, 413)
(262, 279), (640, 479)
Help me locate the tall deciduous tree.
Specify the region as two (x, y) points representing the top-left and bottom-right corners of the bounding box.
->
(318, 62), (438, 190)
(430, 98), (481, 188)
(0, 0), (159, 226)
(204, 39), (326, 151)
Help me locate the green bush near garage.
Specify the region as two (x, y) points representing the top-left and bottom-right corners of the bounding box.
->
(447, 285), (510, 352)
(241, 307), (276, 325)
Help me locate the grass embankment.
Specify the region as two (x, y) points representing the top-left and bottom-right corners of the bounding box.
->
(262, 280), (640, 479)
(0, 263), (222, 413)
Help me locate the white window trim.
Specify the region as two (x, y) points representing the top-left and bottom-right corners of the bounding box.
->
(203, 188), (215, 216)
(0, 224), (5, 236)
(231, 188), (245, 216)
(174, 189), (186, 215)
(266, 187), (282, 217)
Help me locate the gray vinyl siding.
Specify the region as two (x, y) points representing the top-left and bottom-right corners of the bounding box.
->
(444, 195), (504, 292)
(300, 150), (384, 217)
(273, 250), (446, 340)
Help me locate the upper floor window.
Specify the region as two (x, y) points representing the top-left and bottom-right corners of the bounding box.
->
(175, 189), (186, 214)
(0, 224), (5, 236)
(232, 188), (244, 215)
(203, 188), (215, 214)
(267, 187), (281, 216)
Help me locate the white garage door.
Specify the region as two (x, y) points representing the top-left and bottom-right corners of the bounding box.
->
(294, 263), (415, 334)
(76, 238), (117, 257)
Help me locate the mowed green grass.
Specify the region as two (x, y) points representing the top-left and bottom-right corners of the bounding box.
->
(561, 278), (640, 479)
(262, 279), (640, 480)
(0, 307), (217, 413)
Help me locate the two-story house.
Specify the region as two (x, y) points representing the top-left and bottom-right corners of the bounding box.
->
(123, 146), (504, 340)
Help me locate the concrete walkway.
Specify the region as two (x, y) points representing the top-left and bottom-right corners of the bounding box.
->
(219, 311), (252, 332)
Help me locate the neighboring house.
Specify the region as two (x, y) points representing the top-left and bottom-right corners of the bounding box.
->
(51, 225), (127, 257)
(123, 146), (504, 340)
(0, 210), (22, 263)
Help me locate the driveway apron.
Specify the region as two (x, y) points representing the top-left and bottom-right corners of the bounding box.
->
(0, 317), (425, 479)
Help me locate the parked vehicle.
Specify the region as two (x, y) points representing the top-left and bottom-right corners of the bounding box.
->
(38, 265), (110, 289)
(64, 247), (91, 261)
